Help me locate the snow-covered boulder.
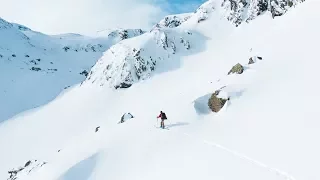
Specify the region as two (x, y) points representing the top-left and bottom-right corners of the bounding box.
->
(7, 160), (46, 180)
(248, 56), (263, 64)
(120, 113), (134, 123)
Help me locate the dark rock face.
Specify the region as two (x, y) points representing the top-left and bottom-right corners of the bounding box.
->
(115, 83), (132, 89)
(24, 161), (31, 167)
(80, 70), (89, 77)
(31, 67), (41, 71)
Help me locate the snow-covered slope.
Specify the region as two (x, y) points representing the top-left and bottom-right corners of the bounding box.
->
(0, 19), (143, 122)
(0, 0), (319, 180)
(84, 28), (202, 88)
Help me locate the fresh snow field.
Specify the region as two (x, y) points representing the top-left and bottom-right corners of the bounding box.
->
(0, 0), (319, 180)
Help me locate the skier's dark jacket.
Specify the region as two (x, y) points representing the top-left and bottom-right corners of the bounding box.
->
(157, 111), (167, 120)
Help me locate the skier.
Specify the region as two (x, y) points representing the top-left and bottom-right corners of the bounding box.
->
(157, 111), (167, 129)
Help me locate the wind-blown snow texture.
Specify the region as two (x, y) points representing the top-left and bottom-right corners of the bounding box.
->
(1, 0), (319, 180)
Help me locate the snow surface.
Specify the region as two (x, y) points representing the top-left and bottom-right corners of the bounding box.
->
(0, 0), (319, 180)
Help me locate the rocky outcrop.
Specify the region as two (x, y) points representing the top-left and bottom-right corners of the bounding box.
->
(191, 0), (305, 26)
(153, 13), (192, 29)
(62, 44), (105, 53)
(120, 113), (134, 123)
(221, 0), (305, 26)
(84, 28), (196, 89)
(248, 56), (263, 64)
(80, 70), (89, 77)
(208, 90), (229, 112)
(7, 160), (47, 180)
(107, 29), (145, 41)
(228, 63), (244, 75)
(0, 18), (13, 29)
(12, 23), (32, 31)
(194, 0), (216, 23)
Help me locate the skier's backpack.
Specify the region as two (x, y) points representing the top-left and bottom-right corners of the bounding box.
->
(161, 112), (168, 120)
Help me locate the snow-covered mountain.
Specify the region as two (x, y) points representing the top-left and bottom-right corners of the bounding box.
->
(1, 0), (319, 180)
(84, 0), (303, 89)
(0, 18), (143, 122)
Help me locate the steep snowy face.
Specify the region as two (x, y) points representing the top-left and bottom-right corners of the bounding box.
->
(219, 0), (305, 26)
(152, 13), (192, 29)
(84, 28), (198, 89)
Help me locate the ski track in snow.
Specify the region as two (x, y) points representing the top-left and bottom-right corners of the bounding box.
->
(181, 132), (296, 180)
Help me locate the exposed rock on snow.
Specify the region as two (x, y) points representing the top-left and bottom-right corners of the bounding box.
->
(208, 89), (229, 113)
(248, 56), (263, 64)
(84, 28), (198, 89)
(120, 113), (134, 123)
(96, 29), (145, 42)
(30, 67), (41, 72)
(194, 0), (216, 23)
(7, 160), (46, 180)
(80, 70), (89, 77)
(228, 63), (244, 75)
(220, 0), (305, 26)
(153, 13), (192, 29)
(107, 29), (145, 41)
(12, 23), (31, 31)
(62, 44), (105, 53)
